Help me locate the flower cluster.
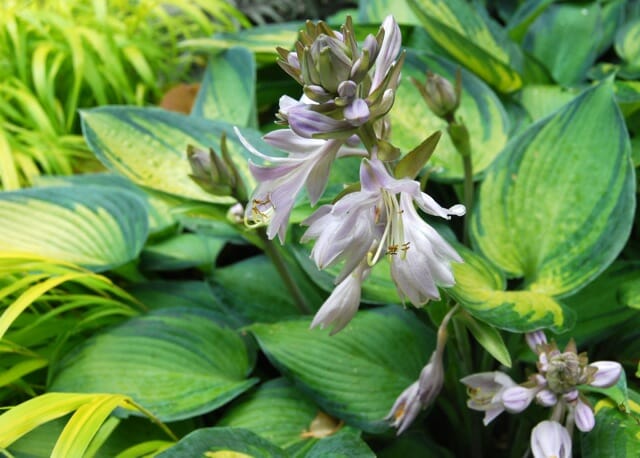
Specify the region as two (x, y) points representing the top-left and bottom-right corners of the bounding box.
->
(238, 15), (465, 334)
(461, 331), (623, 457)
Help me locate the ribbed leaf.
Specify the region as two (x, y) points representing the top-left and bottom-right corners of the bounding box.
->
(0, 185), (148, 271)
(471, 82), (636, 296)
(50, 308), (257, 421)
(581, 391), (640, 458)
(391, 51), (509, 180)
(81, 107), (277, 204)
(523, 3), (607, 85)
(517, 85), (579, 123)
(301, 430), (375, 457)
(407, 0), (523, 92)
(250, 306), (435, 433)
(218, 378), (318, 448)
(191, 47), (256, 127)
(157, 427), (286, 458)
(140, 233), (226, 271)
(448, 246), (574, 333)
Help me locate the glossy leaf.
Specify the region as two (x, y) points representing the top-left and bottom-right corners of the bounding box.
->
(391, 51), (510, 180)
(358, 0), (419, 25)
(250, 306), (435, 433)
(615, 17), (640, 72)
(191, 47), (256, 127)
(81, 107), (279, 204)
(523, 3), (606, 85)
(407, 0), (524, 92)
(50, 308), (257, 422)
(0, 185), (148, 271)
(471, 82), (636, 297)
(582, 391), (640, 458)
(156, 427), (286, 458)
(448, 246), (574, 333)
(218, 378), (318, 448)
(140, 233), (226, 271)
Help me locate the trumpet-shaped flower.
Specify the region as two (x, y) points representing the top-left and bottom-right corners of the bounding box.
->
(461, 371), (517, 425)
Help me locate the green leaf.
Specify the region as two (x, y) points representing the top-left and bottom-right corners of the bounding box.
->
(453, 312), (511, 367)
(140, 233), (226, 271)
(249, 306), (435, 433)
(179, 23), (301, 66)
(212, 255), (324, 323)
(407, 0), (524, 92)
(391, 51), (510, 180)
(358, 0), (420, 25)
(156, 427), (286, 458)
(301, 430), (375, 458)
(50, 308), (257, 422)
(218, 378), (318, 448)
(522, 3), (607, 85)
(581, 390), (640, 458)
(471, 82), (636, 297)
(615, 17), (640, 72)
(191, 48), (256, 127)
(517, 85), (580, 123)
(448, 246), (574, 333)
(506, 0), (554, 43)
(81, 106), (278, 204)
(0, 185), (148, 272)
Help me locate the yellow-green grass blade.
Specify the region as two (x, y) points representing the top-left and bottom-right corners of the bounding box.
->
(0, 356), (48, 388)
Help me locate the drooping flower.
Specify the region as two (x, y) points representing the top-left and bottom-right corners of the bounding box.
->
(461, 371), (517, 425)
(530, 421), (572, 458)
(386, 380), (421, 434)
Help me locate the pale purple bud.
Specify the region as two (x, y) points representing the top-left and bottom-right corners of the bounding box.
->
(371, 15), (401, 90)
(535, 389), (558, 407)
(530, 421), (572, 458)
(574, 398), (595, 432)
(525, 331), (547, 353)
(502, 386), (537, 413)
(563, 389), (578, 403)
(588, 361), (622, 388)
(287, 52), (300, 70)
(344, 98), (370, 125)
(386, 381), (422, 434)
(338, 80), (357, 98)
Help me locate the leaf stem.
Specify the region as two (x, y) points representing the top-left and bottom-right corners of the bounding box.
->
(259, 230), (312, 315)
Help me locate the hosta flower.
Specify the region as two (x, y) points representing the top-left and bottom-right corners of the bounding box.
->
(275, 15), (404, 139)
(303, 157), (464, 314)
(530, 421), (572, 458)
(386, 380), (421, 434)
(461, 371), (517, 425)
(237, 127), (363, 242)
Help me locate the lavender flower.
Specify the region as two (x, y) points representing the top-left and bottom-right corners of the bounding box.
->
(461, 371), (517, 425)
(530, 421), (572, 458)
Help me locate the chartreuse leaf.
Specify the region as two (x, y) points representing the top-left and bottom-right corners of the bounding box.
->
(0, 185), (148, 271)
(523, 3), (606, 85)
(217, 378), (318, 448)
(407, 0), (524, 92)
(250, 306), (435, 433)
(471, 82), (636, 297)
(179, 23), (301, 66)
(156, 427), (286, 458)
(391, 51), (509, 180)
(448, 246), (574, 333)
(0, 393), (142, 455)
(81, 107), (278, 204)
(358, 0), (419, 25)
(615, 18), (640, 73)
(191, 47), (256, 127)
(50, 308), (257, 422)
(517, 85), (580, 123)
(581, 390), (640, 457)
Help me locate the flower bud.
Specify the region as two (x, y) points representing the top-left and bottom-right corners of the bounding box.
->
(413, 71), (461, 120)
(530, 421), (572, 458)
(525, 330), (547, 353)
(588, 361), (622, 388)
(574, 397), (595, 432)
(501, 386), (536, 413)
(535, 388), (557, 407)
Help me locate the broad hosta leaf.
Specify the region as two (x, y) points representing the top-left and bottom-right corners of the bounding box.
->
(358, 0), (419, 25)
(212, 255), (323, 323)
(564, 262), (640, 344)
(506, 0), (554, 43)
(471, 82), (636, 296)
(517, 85), (580, 123)
(218, 378), (318, 448)
(140, 233), (226, 271)
(615, 17), (640, 73)
(50, 308), (257, 421)
(581, 391), (640, 458)
(157, 427), (286, 458)
(300, 430), (375, 458)
(191, 47), (256, 127)
(523, 3), (607, 85)
(81, 107), (278, 204)
(0, 185), (148, 271)
(448, 246), (574, 333)
(391, 51), (509, 180)
(407, 0), (524, 92)
(250, 306), (435, 433)
(615, 80), (640, 119)
(179, 23), (301, 66)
